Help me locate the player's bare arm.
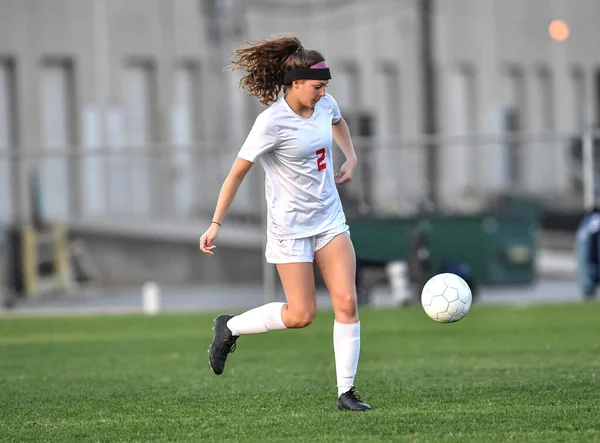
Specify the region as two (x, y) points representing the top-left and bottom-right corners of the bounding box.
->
(332, 117), (357, 184)
(199, 157), (253, 256)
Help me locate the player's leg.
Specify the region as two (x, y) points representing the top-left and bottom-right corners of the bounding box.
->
(276, 262), (317, 328)
(209, 238), (316, 375)
(224, 262), (316, 333)
(314, 227), (370, 411)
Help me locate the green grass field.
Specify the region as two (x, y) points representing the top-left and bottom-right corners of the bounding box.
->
(1, 302), (599, 442)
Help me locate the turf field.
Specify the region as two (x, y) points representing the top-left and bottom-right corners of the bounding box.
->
(1, 302), (599, 442)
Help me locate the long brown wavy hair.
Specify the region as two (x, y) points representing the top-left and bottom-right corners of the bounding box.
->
(230, 36), (326, 106)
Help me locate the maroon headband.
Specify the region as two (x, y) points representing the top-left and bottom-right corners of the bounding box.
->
(283, 61), (332, 85)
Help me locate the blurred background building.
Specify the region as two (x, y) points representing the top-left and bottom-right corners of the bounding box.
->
(1, 0), (599, 298)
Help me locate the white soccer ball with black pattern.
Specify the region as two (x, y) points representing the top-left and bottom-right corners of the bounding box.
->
(421, 273), (472, 323)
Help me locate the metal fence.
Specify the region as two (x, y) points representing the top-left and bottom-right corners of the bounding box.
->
(1, 131), (598, 228)
(345, 131), (595, 217)
(0, 141), (264, 227)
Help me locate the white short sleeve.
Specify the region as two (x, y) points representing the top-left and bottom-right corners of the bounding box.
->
(324, 93), (342, 124)
(238, 111), (279, 162)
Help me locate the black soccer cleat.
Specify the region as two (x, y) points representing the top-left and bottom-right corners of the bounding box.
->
(208, 314), (238, 375)
(337, 387), (371, 411)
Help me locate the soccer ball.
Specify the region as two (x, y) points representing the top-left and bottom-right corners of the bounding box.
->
(421, 273), (472, 323)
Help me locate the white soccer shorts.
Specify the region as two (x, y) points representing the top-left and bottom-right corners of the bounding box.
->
(265, 223), (350, 264)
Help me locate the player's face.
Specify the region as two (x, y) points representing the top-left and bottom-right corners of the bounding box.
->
(298, 80), (328, 109)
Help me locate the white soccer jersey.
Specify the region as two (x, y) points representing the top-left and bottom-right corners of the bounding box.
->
(238, 93), (346, 239)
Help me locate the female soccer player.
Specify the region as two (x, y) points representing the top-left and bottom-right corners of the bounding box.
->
(199, 35), (370, 411)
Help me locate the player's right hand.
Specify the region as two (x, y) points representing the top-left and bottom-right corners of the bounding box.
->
(199, 224), (220, 256)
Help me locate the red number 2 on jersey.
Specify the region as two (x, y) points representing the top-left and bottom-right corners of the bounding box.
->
(316, 148), (326, 171)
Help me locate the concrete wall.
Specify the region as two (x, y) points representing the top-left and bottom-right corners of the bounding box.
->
(1, 0), (600, 248)
(433, 0), (600, 207)
(77, 232), (264, 286)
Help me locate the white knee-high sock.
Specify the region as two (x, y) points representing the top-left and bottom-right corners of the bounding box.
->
(226, 302), (287, 336)
(333, 321), (361, 397)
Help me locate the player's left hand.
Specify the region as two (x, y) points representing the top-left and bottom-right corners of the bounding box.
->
(335, 160), (355, 184)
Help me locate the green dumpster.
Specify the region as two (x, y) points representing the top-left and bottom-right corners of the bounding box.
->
(348, 212), (538, 286)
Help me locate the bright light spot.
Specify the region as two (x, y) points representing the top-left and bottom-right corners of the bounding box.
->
(549, 19), (569, 42)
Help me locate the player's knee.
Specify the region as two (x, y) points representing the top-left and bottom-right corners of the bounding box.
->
(334, 292), (358, 320)
(285, 308), (316, 328)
